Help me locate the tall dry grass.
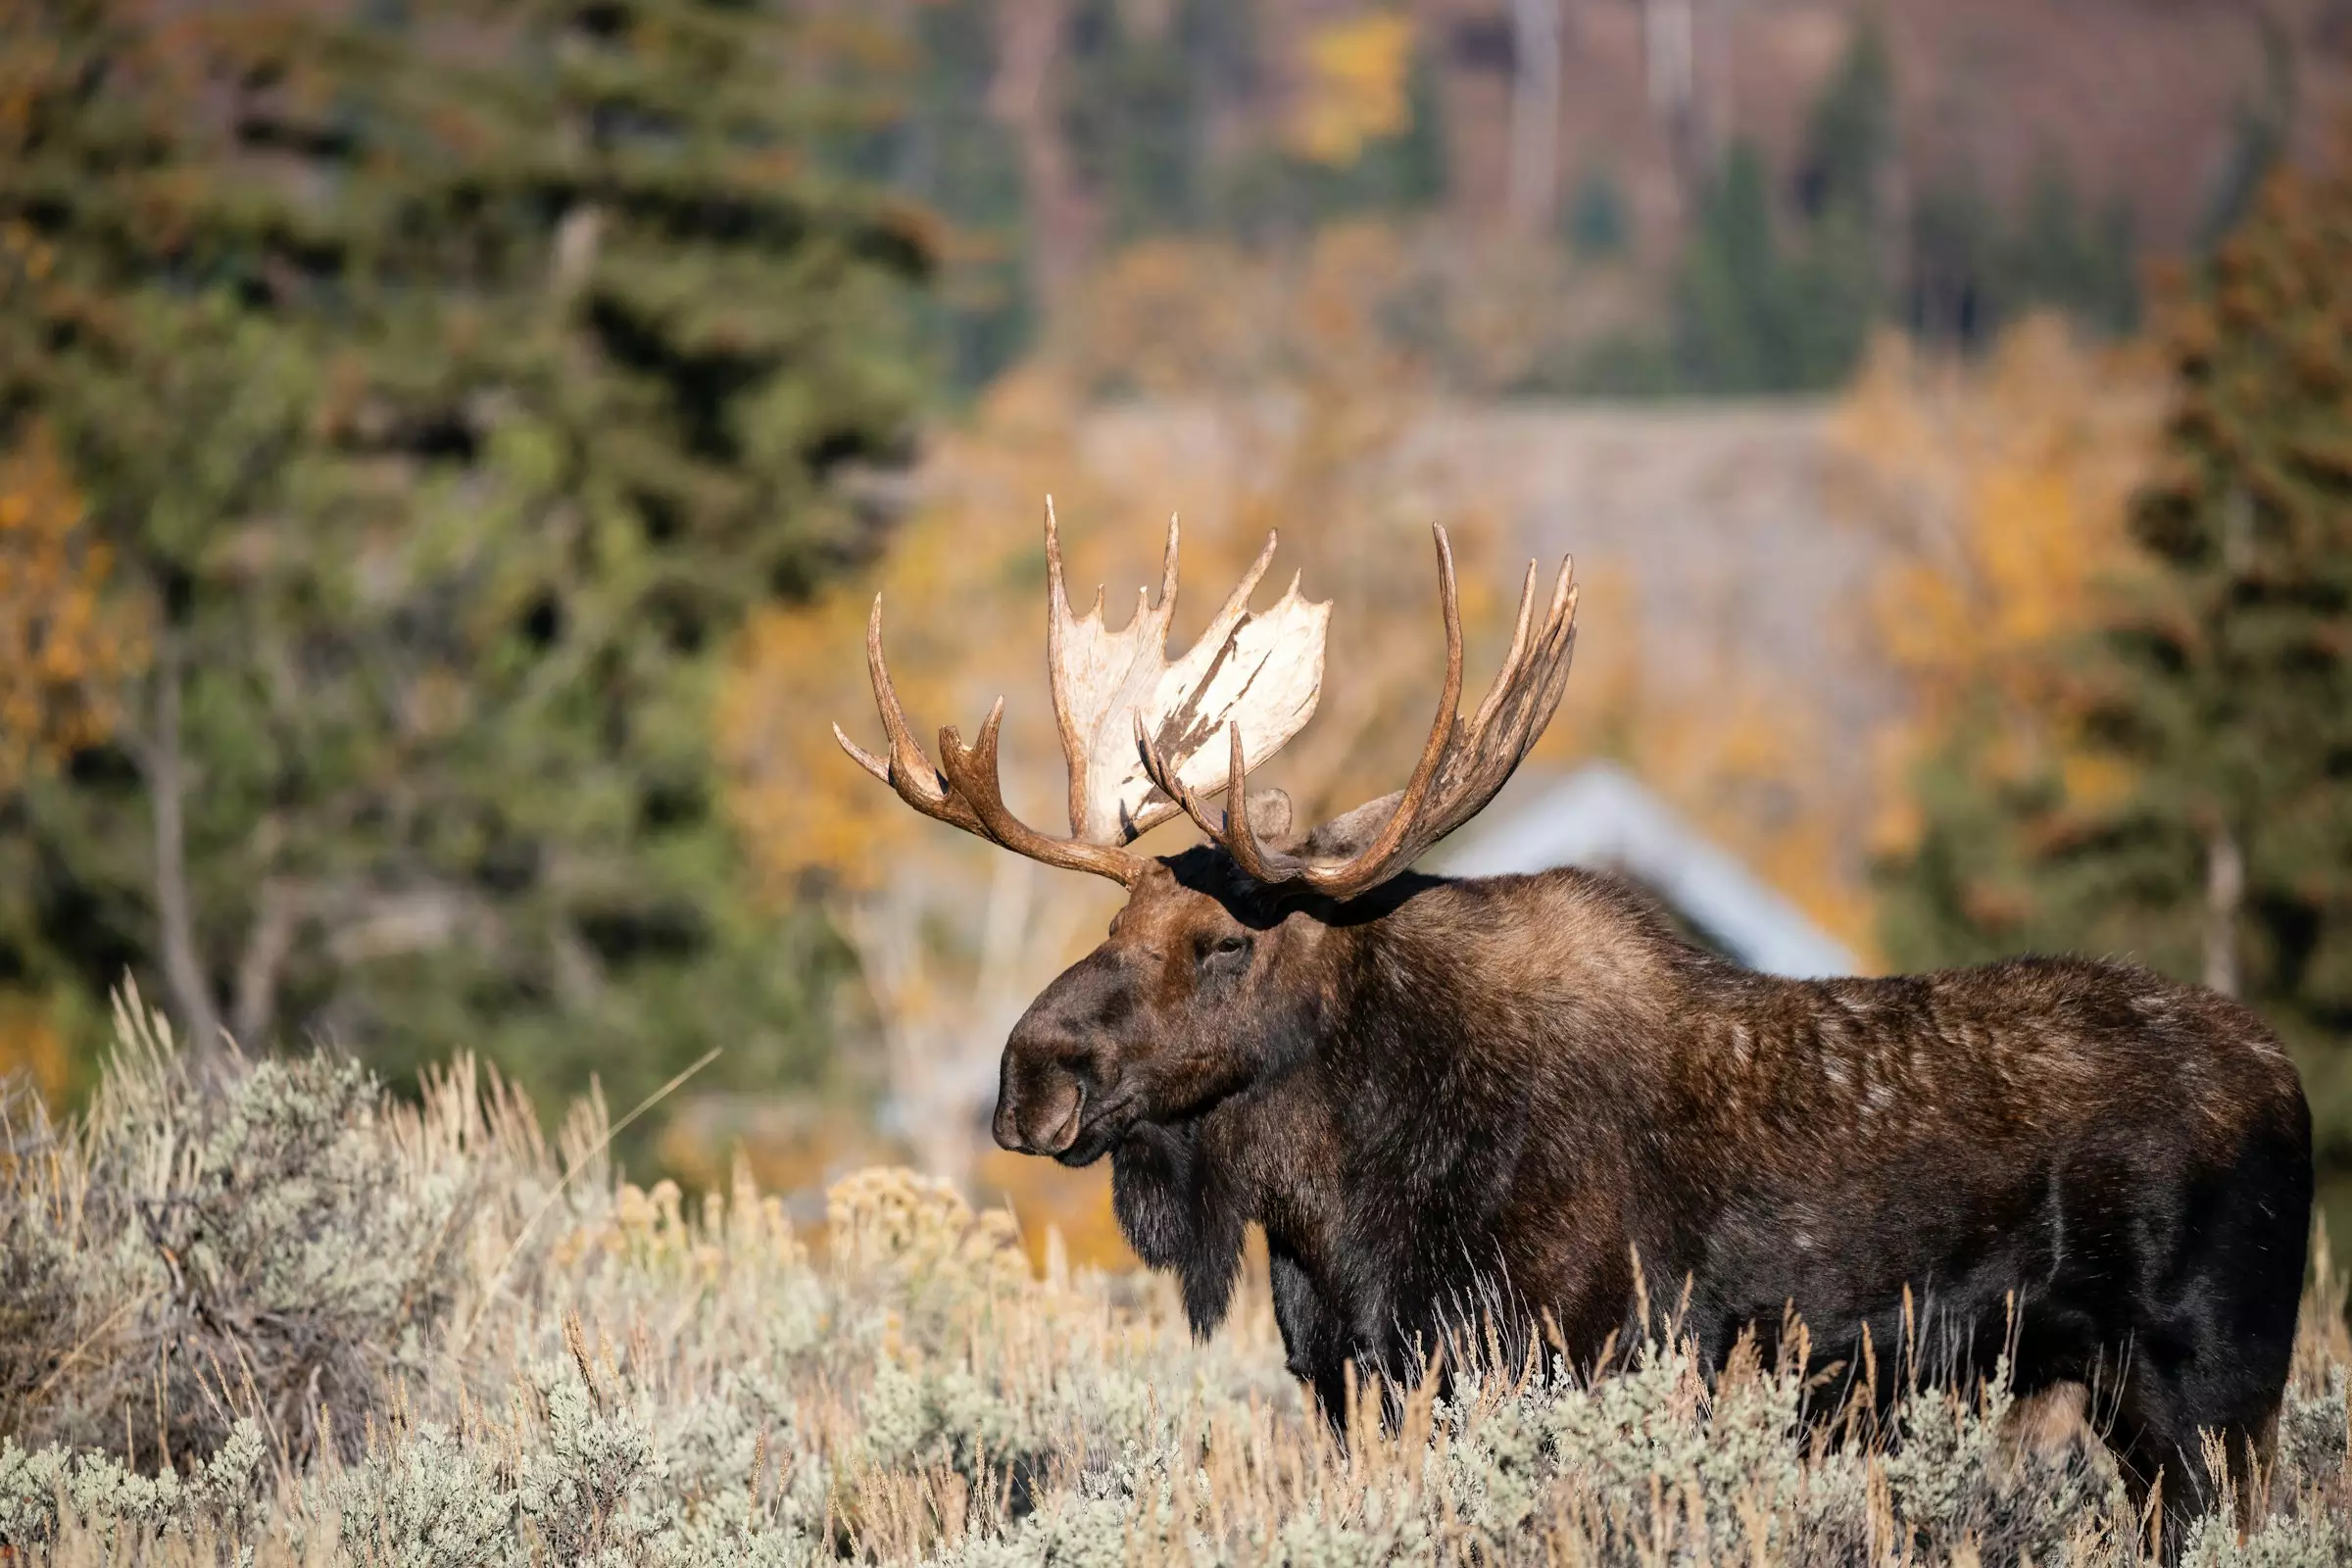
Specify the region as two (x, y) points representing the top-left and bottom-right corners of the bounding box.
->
(3, 991), (2349, 1566)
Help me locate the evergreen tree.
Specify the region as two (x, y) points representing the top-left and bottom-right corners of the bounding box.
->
(0, 0), (931, 1125)
(1904, 157), (2138, 351)
(1879, 151), (2352, 1214)
(1668, 17), (1887, 393)
(1671, 143), (1797, 393)
(1564, 165), (1629, 259)
(1338, 38), (1447, 217)
(0, 0), (357, 1067)
(888, 0), (1032, 392)
(1905, 167), (1999, 346)
(1792, 10), (1892, 227)
(1062, 0), (1221, 241)
(2196, 17), (2297, 249)
(1995, 158), (2138, 336)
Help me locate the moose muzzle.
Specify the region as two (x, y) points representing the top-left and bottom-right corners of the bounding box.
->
(997, 1048), (1096, 1161)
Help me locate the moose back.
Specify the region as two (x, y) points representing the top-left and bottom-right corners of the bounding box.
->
(836, 508), (2312, 1533)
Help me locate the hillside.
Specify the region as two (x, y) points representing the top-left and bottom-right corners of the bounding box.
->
(986, 0), (2349, 331)
(1413, 0), (2349, 250)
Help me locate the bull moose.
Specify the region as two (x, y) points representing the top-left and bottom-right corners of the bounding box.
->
(835, 509), (2312, 1533)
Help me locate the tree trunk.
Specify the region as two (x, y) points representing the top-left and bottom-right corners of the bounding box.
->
(2203, 820), (2244, 999)
(1507, 0), (1563, 233)
(989, 0), (1088, 315)
(145, 637), (223, 1059)
(1644, 0), (1696, 187)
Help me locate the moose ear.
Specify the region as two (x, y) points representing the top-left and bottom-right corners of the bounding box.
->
(1243, 788), (1294, 844)
(1300, 790), (1404, 862)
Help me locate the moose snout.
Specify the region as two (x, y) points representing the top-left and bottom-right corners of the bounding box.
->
(994, 1018), (1113, 1158)
(996, 950), (1138, 1160)
(991, 1066), (1086, 1155)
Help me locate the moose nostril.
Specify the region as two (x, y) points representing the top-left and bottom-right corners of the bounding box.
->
(1038, 1081), (1087, 1154)
(991, 1098), (1023, 1152)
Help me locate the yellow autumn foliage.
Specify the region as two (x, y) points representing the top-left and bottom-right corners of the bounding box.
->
(1835, 317), (2165, 858)
(0, 422), (147, 793)
(0, 988), (73, 1103)
(1287, 12), (1417, 167)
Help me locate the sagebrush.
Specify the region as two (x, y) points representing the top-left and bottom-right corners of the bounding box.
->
(3, 993), (2350, 1565)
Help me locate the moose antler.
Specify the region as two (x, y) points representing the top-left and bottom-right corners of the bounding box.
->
(834, 501), (1332, 886)
(1138, 526), (1577, 901)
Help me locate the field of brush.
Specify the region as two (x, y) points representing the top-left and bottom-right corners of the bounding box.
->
(3, 996), (2351, 1566)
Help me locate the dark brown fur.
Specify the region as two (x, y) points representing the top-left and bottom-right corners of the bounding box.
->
(994, 848), (2313, 1537)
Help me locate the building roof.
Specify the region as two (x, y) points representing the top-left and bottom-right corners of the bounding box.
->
(1432, 762), (1860, 979)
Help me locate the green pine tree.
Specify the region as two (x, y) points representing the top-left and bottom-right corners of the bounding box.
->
(888, 0), (1033, 393)
(1063, 0), (1219, 241)
(1668, 16), (1888, 394)
(1993, 156), (2138, 335)
(0, 0), (357, 1074)
(1793, 10), (1892, 226)
(1671, 143), (1797, 393)
(0, 0), (932, 1132)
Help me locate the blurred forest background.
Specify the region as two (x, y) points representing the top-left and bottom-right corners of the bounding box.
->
(2, 0), (2349, 1256)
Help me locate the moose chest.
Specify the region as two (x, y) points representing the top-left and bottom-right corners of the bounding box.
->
(1225, 1074), (1637, 1396)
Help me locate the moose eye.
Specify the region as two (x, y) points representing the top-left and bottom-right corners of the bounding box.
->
(1202, 933), (1250, 964)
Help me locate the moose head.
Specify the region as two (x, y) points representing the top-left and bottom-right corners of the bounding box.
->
(834, 506), (1577, 1171)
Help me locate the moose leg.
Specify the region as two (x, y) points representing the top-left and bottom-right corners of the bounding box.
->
(2106, 1343), (2287, 1559)
(2107, 1117), (2307, 1554)
(2106, 1397), (2198, 1557)
(1269, 1244), (1353, 1428)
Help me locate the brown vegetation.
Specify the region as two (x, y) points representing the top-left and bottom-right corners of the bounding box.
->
(2, 1002), (2349, 1563)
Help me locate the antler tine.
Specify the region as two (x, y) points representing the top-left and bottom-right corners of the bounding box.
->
(1468, 561), (1542, 740)
(1471, 556), (1578, 756)
(1134, 713), (1223, 841)
(1532, 561), (1580, 723)
(938, 701), (1147, 885)
(1506, 561), (1579, 746)
(833, 723), (891, 784)
(831, 594), (987, 834)
(1044, 497), (1082, 832)
(1299, 524), (1467, 885)
(1198, 529), (1280, 646)
(1217, 722), (1297, 884)
(1045, 495), (1070, 621)
(1158, 514), (1181, 613)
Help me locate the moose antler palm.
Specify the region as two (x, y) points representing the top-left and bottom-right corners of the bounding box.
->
(838, 506), (1576, 898)
(833, 501), (1330, 886)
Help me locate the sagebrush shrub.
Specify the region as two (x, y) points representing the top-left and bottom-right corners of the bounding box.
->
(1, 996), (472, 1466)
(2, 995), (2348, 1566)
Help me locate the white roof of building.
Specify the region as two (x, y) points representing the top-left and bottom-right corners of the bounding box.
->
(1431, 762), (1859, 979)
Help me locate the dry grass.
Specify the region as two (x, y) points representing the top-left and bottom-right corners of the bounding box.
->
(3, 992), (2350, 1566)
